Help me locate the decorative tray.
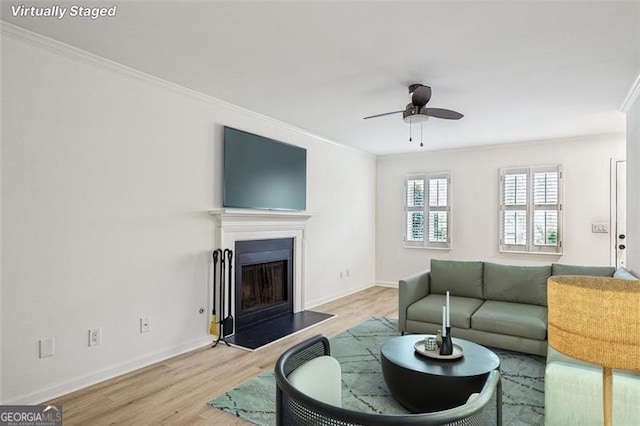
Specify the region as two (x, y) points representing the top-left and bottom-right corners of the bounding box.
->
(414, 341), (464, 360)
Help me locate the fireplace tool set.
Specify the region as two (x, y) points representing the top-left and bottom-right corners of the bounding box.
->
(211, 248), (234, 348)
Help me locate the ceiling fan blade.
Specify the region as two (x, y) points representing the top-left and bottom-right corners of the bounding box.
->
(411, 85), (432, 107)
(363, 110), (404, 120)
(423, 108), (464, 120)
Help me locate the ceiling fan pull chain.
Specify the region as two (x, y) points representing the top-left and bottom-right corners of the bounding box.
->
(409, 117), (412, 142)
(420, 123), (424, 147)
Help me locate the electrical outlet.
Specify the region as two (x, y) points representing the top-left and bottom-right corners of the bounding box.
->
(89, 328), (101, 346)
(39, 337), (55, 358)
(140, 317), (150, 333)
(346, 269), (350, 278)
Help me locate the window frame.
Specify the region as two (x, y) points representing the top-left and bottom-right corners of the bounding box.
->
(404, 172), (451, 250)
(499, 165), (563, 255)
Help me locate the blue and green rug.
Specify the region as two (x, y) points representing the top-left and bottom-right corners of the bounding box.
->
(209, 316), (545, 425)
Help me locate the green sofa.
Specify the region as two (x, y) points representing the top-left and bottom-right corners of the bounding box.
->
(399, 259), (616, 356)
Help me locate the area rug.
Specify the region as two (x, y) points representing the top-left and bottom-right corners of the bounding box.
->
(209, 317), (545, 425)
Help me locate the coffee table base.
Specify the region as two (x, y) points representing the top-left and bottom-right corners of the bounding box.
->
(380, 336), (501, 414)
(382, 355), (489, 413)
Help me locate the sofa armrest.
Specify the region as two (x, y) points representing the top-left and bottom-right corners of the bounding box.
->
(398, 270), (431, 333)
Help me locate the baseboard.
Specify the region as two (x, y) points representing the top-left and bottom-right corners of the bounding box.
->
(305, 282), (376, 310)
(3, 335), (213, 405)
(304, 282), (398, 310)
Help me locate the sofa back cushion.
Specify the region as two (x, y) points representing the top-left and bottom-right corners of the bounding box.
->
(483, 263), (551, 306)
(552, 263), (615, 277)
(430, 259), (484, 298)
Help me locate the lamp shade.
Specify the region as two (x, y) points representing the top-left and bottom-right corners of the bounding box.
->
(547, 275), (640, 371)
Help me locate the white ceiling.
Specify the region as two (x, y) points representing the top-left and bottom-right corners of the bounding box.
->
(2, 1), (639, 155)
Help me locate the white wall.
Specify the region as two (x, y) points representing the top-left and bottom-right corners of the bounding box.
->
(376, 135), (626, 284)
(0, 28), (376, 404)
(0, 47), (3, 403)
(626, 94), (640, 274)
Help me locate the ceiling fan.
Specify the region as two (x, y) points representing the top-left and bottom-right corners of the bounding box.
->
(363, 84), (463, 123)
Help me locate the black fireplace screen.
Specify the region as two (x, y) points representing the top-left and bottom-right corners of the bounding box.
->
(234, 238), (294, 332)
(241, 260), (287, 311)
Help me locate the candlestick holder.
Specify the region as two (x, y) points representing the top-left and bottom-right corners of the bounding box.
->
(440, 326), (453, 355)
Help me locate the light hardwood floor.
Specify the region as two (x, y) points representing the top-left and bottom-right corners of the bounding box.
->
(46, 285), (399, 425)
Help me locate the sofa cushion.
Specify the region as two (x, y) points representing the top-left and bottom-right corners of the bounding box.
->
(552, 263), (615, 277)
(407, 294), (484, 329)
(430, 259), (484, 298)
(472, 300), (547, 340)
(483, 263), (550, 306)
(613, 267), (639, 280)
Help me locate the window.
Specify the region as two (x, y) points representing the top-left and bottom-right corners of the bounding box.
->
(499, 165), (562, 254)
(405, 173), (451, 249)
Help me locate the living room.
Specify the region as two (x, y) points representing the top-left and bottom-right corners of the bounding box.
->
(1, 1), (639, 424)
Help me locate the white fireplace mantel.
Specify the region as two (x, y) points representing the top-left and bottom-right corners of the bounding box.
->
(209, 208), (314, 232)
(209, 208), (314, 317)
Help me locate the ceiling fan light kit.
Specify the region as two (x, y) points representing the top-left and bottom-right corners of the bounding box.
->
(403, 107), (430, 123)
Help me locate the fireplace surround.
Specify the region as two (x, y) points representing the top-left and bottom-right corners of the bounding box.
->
(210, 209), (313, 336)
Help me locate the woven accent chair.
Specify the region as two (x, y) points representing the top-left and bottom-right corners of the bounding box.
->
(274, 334), (502, 426)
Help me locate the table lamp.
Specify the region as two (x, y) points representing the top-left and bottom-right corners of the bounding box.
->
(547, 275), (640, 426)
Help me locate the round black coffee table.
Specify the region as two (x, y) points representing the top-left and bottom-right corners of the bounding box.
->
(381, 335), (500, 413)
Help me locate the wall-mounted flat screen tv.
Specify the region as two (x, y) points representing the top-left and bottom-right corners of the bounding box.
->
(223, 127), (307, 211)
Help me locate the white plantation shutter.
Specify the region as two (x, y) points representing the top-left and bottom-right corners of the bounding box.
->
(532, 168), (560, 248)
(503, 210), (527, 245)
(405, 173), (451, 249)
(407, 179), (425, 208)
(429, 178), (448, 207)
(427, 177), (448, 245)
(428, 211), (448, 242)
(405, 179), (425, 242)
(501, 170), (528, 246)
(503, 173), (527, 206)
(500, 165), (562, 254)
(533, 172), (558, 204)
(533, 211), (558, 245)
(406, 211), (425, 242)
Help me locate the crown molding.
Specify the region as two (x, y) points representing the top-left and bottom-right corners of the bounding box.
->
(377, 131), (626, 162)
(620, 70), (640, 113)
(0, 21), (374, 158)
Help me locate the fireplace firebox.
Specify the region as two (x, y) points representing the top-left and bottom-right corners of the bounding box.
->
(234, 238), (294, 332)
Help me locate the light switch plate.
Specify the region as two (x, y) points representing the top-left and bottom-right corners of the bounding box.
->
(591, 223), (609, 233)
(39, 337), (55, 358)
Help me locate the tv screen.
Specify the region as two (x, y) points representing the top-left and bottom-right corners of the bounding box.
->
(223, 127), (307, 211)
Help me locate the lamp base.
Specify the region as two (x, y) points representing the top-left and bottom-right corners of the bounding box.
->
(603, 367), (612, 426)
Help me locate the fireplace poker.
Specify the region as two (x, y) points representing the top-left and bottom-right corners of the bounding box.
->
(222, 249), (234, 336)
